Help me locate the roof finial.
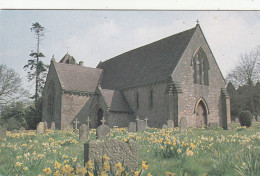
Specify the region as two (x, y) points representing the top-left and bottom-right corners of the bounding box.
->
(196, 19), (199, 25)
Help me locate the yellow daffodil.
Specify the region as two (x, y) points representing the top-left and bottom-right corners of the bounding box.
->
(42, 167), (52, 175)
(142, 161), (149, 170)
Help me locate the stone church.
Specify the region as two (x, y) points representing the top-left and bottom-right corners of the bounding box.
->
(42, 24), (231, 130)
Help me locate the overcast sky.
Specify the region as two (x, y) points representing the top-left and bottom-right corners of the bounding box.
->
(0, 10), (260, 91)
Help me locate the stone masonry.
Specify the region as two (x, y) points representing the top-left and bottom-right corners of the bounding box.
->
(84, 139), (138, 170)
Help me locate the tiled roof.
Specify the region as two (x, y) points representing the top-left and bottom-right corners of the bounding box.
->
(97, 26), (197, 89)
(53, 62), (103, 93)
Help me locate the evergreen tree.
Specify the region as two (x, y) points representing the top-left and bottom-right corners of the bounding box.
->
(24, 22), (47, 105)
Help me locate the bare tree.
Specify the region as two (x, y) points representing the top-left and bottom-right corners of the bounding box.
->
(0, 65), (28, 108)
(226, 46), (260, 114)
(227, 46), (260, 87)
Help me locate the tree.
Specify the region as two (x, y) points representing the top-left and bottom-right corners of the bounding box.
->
(227, 46), (260, 87)
(24, 22), (47, 105)
(226, 46), (260, 114)
(0, 64), (28, 108)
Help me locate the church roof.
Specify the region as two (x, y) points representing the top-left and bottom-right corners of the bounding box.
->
(53, 62), (103, 93)
(97, 26), (197, 89)
(59, 53), (77, 64)
(100, 89), (132, 112)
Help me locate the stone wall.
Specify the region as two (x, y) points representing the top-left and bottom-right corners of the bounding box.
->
(42, 63), (62, 129)
(60, 93), (91, 130)
(123, 82), (168, 128)
(84, 139), (138, 170)
(171, 26), (228, 128)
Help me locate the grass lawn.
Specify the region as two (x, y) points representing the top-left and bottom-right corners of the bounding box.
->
(0, 123), (259, 176)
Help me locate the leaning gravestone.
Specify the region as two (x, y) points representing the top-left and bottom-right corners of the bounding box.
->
(137, 120), (145, 131)
(36, 122), (45, 135)
(96, 125), (110, 139)
(167, 120), (174, 128)
(84, 139), (138, 171)
(0, 125), (7, 140)
(128, 122), (136, 133)
(162, 124), (168, 129)
(51, 122), (55, 130)
(79, 124), (89, 141)
(180, 117), (187, 132)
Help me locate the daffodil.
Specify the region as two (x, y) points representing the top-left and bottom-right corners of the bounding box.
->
(42, 167), (52, 175)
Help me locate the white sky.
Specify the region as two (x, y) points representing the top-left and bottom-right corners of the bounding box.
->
(0, 10), (260, 92)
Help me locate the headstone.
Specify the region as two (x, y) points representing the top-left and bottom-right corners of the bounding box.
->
(0, 125), (7, 140)
(162, 124), (168, 129)
(79, 124), (89, 141)
(19, 127), (25, 131)
(101, 116), (106, 125)
(252, 118), (256, 122)
(209, 122), (218, 127)
(235, 118), (239, 123)
(137, 120), (145, 131)
(73, 118), (80, 130)
(36, 122), (45, 135)
(167, 120), (174, 128)
(144, 117), (149, 128)
(51, 122), (55, 130)
(84, 139), (138, 171)
(86, 116), (91, 128)
(128, 122), (136, 133)
(180, 117), (187, 132)
(96, 125), (110, 139)
(44, 121), (48, 130)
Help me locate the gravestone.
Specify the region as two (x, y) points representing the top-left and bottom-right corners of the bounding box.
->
(36, 122), (45, 135)
(144, 117), (149, 129)
(44, 121), (48, 130)
(235, 118), (239, 123)
(162, 124), (168, 129)
(128, 122), (136, 133)
(0, 125), (7, 140)
(180, 117), (187, 132)
(209, 122), (218, 128)
(51, 122), (55, 130)
(79, 124), (89, 141)
(167, 120), (174, 128)
(137, 120), (145, 131)
(19, 127), (25, 131)
(84, 139), (138, 171)
(96, 125), (110, 139)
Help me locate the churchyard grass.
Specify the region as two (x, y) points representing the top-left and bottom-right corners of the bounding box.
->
(0, 123), (259, 176)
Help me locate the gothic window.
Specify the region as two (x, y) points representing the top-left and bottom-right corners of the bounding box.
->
(48, 82), (55, 116)
(193, 48), (209, 86)
(149, 89), (153, 109)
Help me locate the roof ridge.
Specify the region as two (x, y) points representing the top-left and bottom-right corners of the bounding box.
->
(97, 26), (197, 66)
(55, 62), (103, 70)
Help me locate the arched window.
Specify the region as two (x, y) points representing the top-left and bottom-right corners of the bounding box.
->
(193, 48), (209, 86)
(48, 82), (55, 116)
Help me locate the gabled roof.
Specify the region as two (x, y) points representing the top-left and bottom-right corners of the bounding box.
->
(97, 26), (197, 89)
(100, 89), (132, 112)
(53, 62), (103, 93)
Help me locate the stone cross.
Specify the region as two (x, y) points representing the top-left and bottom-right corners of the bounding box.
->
(73, 118), (80, 130)
(86, 116), (91, 128)
(135, 116), (140, 121)
(101, 116), (106, 125)
(144, 117), (148, 127)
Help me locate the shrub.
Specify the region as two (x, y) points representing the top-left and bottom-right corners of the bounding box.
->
(239, 111), (252, 127)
